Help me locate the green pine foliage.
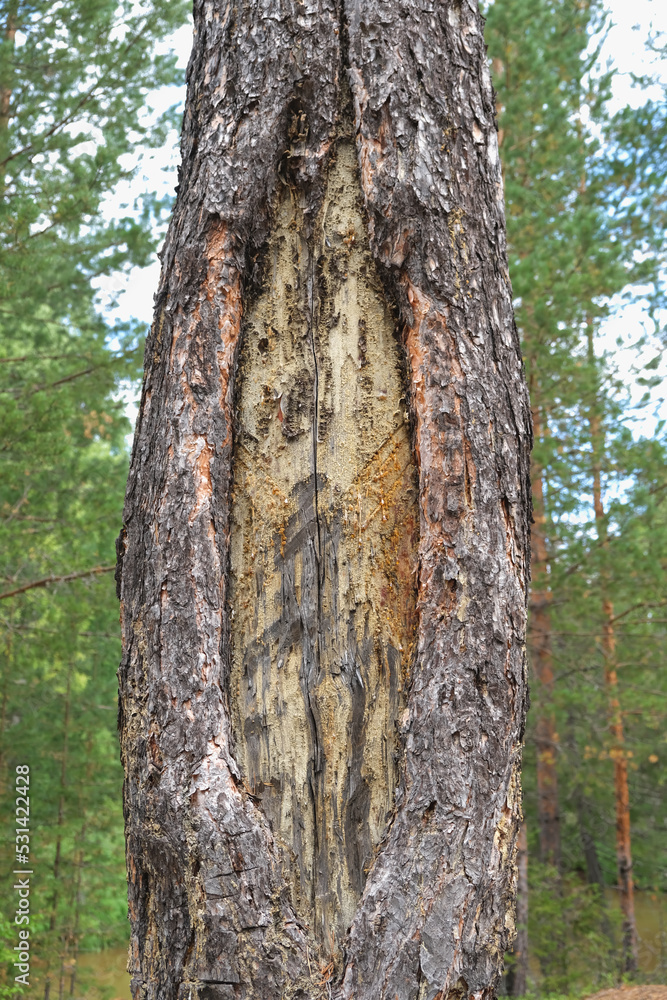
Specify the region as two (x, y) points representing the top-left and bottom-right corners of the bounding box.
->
(527, 870), (620, 994)
(0, 0), (188, 994)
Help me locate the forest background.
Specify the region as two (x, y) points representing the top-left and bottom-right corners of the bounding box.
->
(0, 0), (665, 997)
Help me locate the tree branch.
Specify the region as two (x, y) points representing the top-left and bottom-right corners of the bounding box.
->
(0, 564), (115, 600)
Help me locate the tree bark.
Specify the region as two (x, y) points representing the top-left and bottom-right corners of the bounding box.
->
(116, 2), (532, 998)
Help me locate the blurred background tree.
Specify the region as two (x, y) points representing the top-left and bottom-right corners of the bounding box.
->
(0, 0), (188, 995)
(484, 0), (667, 992)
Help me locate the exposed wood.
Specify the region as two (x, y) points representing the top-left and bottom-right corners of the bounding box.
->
(116, 1), (532, 998)
(230, 121), (418, 957)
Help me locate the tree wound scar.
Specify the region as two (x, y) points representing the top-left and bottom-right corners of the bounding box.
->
(229, 137), (419, 956)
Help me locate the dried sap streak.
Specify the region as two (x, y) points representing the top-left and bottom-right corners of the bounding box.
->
(229, 139), (419, 955)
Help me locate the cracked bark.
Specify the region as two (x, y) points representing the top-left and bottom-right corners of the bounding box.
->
(116, 1), (532, 998)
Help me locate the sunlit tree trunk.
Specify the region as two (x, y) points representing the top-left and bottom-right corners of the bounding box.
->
(116, 1), (532, 997)
(599, 600), (638, 974)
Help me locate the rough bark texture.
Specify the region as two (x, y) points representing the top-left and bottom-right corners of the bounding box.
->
(116, 1), (532, 999)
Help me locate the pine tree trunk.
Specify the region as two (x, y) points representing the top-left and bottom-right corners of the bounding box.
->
(0, 2), (17, 130)
(586, 329), (637, 974)
(589, 427), (637, 972)
(601, 602), (638, 974)
(529, 414), (560, 870)
(116, 2), (532, 998)
(575, 794), (604, 890)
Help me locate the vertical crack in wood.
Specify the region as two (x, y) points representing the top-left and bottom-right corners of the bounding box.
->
(309, 239), (324, 594)
(307, 233), (324, 811)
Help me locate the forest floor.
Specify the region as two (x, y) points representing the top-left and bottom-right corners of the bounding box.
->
(587, 987), (667, 1000)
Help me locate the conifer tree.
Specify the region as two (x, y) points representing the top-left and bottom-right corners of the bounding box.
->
(586, 328), (638, 972)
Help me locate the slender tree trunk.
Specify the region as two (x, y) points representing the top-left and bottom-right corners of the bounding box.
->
(604, 618), (638, 975)
(589, 422), (638, 973)
(0, 622), (12, 796)
(0, 0), (17, 174)
(67, 820), (86, 998)
(43, 666), (71, 1000)
(586, 330), (637, 974)
(116, 2), (532, 998)
(505, 821), (528, 997)
(529, 409), (561, 870)
(51, 667), (71, 929)
(569, 705), (615, 956)
(575, 793), (604, 890)
(67, 728), (95, 998)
